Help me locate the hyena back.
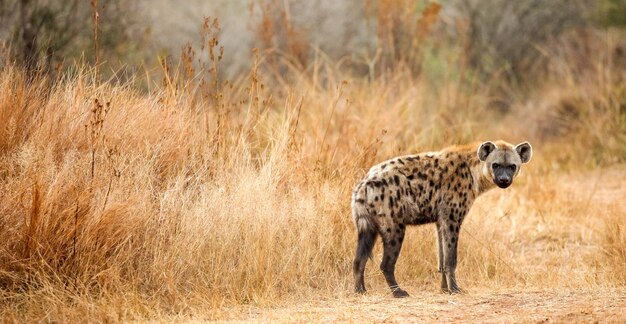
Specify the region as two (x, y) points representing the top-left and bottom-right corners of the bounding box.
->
(352, 140), (532, 297)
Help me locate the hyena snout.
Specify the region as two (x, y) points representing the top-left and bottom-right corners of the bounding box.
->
(495, 175), (512, 188)
(492, 163), (517, 188)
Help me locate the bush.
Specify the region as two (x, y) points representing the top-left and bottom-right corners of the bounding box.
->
(444, 0), (591, 83)
(595, 0), (626, 27)
(0, 0), (143, 76)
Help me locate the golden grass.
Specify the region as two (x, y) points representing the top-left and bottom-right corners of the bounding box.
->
(0, 31), (625, 321)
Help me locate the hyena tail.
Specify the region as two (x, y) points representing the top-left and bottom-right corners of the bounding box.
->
(352, 185), (377, 261)
(352, 184), (377, 293)
(355, 217), (377, 261)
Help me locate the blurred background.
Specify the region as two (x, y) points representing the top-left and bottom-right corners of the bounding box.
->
(2, 0), (625, 80)
(3, 0), (624, 154)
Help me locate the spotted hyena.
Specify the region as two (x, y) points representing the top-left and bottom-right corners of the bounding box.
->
(351, 140), (532, 297)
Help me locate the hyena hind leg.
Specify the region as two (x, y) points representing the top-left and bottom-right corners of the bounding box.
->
(380, 225), (409, 298)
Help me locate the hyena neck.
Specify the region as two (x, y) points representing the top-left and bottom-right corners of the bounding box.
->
(454, 148), (495, 196)
(444, 143), (496, 195)
(471, 159), (496, 195)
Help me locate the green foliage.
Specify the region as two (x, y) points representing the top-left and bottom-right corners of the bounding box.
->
(451, 0), (590, 83)
(0, 0), (144, 75)
(595, 0), (626, 27)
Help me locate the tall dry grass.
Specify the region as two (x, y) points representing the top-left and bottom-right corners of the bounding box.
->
(0, 25), (625, 322)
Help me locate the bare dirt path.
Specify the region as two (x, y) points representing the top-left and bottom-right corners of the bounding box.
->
(561, 166), (626, 211)
(235, 290), (626, 322)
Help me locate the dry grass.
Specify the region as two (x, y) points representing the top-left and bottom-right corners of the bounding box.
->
(0, 25), (625, 322)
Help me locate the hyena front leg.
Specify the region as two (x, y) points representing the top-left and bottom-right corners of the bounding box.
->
(440, 219), (462, 294)
(436, 223), (449, 293)
(380, 224), (409, 298)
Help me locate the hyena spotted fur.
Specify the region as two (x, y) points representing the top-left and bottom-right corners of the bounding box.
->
(351, 140), (532, 297)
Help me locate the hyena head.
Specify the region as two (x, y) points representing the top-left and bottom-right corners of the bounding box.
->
(477, 140), (532, 189)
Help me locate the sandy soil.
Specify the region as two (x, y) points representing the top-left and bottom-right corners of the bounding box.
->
(562, 167), (626, 211)
(231, 289), (626, 323)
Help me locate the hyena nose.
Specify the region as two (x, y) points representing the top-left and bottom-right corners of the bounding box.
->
(496, 176), (511, 188)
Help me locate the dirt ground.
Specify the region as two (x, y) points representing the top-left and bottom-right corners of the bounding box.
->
(223, 289), (626, 323)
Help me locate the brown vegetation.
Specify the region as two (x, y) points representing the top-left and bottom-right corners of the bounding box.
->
(0, 1), (625, 322)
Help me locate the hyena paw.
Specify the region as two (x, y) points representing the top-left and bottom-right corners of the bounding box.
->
(447, 286), (464, 295)
(392, 288), (410, 298)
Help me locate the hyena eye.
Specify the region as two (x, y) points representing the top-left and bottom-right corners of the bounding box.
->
(509, 165), (517, 172)
(492, 163), (500, 169)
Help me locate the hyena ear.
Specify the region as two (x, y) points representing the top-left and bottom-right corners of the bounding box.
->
(477, 141), (496, 161)
(515, 142), (532, 163)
